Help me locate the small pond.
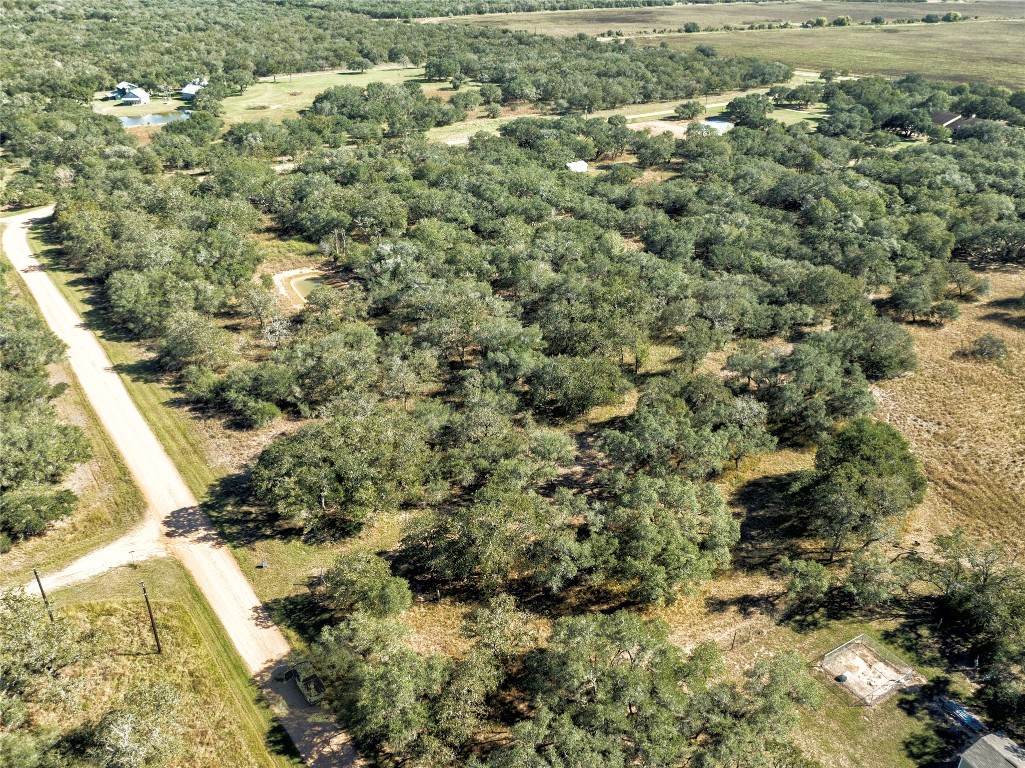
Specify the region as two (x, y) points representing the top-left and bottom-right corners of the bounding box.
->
(699, 119), (734, 135)
(118, 111), (191, 128)
(291, 275), (324, 300)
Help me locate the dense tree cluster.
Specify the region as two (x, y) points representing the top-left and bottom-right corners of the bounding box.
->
(0, 265), (90, 551)
(312, 600), (823, 767)
(5, 0), (1025, 761)
(336, 0), (677, 19)
(792, 418), (927, 561)
(0, 0), (789, 114)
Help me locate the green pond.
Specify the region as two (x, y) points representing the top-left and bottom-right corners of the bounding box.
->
(291, 275), (323, 299)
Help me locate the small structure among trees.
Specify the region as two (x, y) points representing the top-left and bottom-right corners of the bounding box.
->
(181, 77), (208, 100)
(820, 634), (920, 705)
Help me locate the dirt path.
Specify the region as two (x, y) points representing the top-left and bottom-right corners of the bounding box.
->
(1, 208), (361, 768)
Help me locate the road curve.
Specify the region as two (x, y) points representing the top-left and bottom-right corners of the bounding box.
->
(1, 207), (361, 768)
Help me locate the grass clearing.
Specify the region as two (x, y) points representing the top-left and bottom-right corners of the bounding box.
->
(874, 268), (1025, 557)
(92, 94), (190, 118)
(42, 558), (300, 768)
(0, 226), (145, 585)
(652, 21), (1025, 89)
(220, 66), (430, 125)
(648, 267), (1025, 767)
(436, 0), (1025, 36)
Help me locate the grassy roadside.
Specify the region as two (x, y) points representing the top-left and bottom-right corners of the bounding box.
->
(0, 227), (144, 584)
(26, 223), (221, 499)
(47, 558), (301, 768)
(4, 219), (297, 767)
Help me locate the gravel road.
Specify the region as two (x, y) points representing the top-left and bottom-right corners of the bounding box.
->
(2, 207), (361, 768)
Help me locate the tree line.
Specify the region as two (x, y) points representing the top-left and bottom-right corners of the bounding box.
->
(0, 262), (90, 551)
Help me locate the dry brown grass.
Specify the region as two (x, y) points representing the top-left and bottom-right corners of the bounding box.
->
(38, 559), (297, 768)
(875, 269), (1025, 556)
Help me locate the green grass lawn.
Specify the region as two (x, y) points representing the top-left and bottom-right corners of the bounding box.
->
(772, 105), (828, 127)
(43, 558), (301, 768)
(220, 66), (429, 124)
(92, 94), (190, 117)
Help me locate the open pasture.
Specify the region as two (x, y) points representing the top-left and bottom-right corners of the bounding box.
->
(655, 20), (1025, 88)
(436, 0), (1025, 35)
(220, 66), (430, 124)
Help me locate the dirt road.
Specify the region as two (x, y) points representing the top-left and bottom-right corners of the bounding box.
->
(1, 207), (360, 768)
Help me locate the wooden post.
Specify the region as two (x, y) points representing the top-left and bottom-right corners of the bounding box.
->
(33, 569), (54, 624)
(140, 582), (161, 654)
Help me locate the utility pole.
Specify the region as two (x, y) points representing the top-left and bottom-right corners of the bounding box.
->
(33, 568), (54, 624)
(140, 581), (162, 654)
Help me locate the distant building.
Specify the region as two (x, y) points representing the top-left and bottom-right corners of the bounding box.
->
(108, 81), (138, 99)
(565, 160), (589, 173)
(958, 734), (1025, 768)
(930, 110), (986, 131)
(120, 87), (151, 106)
(180, 78), (208, 100)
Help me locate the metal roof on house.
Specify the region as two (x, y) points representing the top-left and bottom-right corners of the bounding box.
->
(181, 83), (203, 95)
(960, 734), (1025, 768)
(930, 110), (962, 127)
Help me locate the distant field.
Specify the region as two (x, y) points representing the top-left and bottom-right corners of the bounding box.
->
(437, 0), (1025, 35)
(220, 66), (430, 124)
(652, 20), (1025, 88)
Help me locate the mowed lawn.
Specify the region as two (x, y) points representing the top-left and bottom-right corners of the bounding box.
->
(654, 20), (1025, 89)
(92, 95), (191, 118)
(220, 66), (429, 124)
(435, 0), (1025, 35)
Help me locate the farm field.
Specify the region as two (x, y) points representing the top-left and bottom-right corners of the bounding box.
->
(652, 20), (1025, 88)
(436, 0), (1025, 34)
(438, 2), (1025, 88)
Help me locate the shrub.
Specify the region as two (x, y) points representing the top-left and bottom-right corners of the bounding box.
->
(964, 333), (1008, 360)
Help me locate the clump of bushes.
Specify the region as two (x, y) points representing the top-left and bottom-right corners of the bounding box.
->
(963, 333), (1008, 361)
